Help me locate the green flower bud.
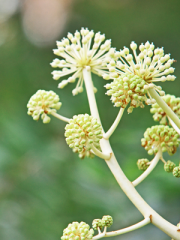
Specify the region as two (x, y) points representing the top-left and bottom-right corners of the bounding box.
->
(150, 94), (180, 125)
(27, 90), (62, 123)
(172, 165), (180, 178)
(164, 160), (176, 173)
(141, 125), (179, 155)
(61, 222), (94, 240)
(92, 219), (103, 230)
(65, 114), (103, 159)
(101, 215), (113, 228)
(137, 158), (149, 171)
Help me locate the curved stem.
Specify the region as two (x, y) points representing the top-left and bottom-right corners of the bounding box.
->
(93, 217), (150, 239)
(132, 149), (161, 187)
(91, 145), (111, 160)
(51, 112), (70, 123)
(104, 108), (125, 140)
(83, 72), (180, 240)
(148, 88), (180, 129)
(168, 116), (180, 135)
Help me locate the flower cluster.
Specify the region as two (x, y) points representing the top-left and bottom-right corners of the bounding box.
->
(92, 219), (103, 230)
(51, 28), (117, 96)
(150, 94), (180, 125)
(105, 73), (154, 113)
(65, 114), (103, 159)
(173, 165), (180, 178)
(27, 90), (62, 123)
(92, 215), (113, 231)
(61, 222), (94, 240)
(105, 41), (175, 85)
(164, 160), (176, 173)
(137, 158), (150, 171)
(141, 125), (180, 155)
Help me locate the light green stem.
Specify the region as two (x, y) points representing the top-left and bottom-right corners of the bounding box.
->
(83, 69), (180, 239)
(132, 149), (161, 187)
(91, 145), (111, 160)
(168, 116), (180, 135)
(148, 88), (180, 129)
(104, 108), (125, 140)
(93, 218), (150, 239)
(51, 112), (70, 123)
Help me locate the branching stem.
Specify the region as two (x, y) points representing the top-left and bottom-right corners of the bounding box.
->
(132, 149), (161, 187)
(51, 112), (70, 123)
(168, 116), (180, 135)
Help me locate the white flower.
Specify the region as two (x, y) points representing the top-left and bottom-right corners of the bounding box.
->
(106, 41), (176, 86)
(51, 28), (117, 95)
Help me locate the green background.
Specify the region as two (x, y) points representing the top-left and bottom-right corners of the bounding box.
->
(0, 0), (180, 239)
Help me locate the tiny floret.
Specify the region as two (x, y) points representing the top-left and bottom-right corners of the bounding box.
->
(106, 41), (176, 86)
(51, 28), (116, 95)
(92, 219), (103, 230)
(61, 221), (94, 240)
(172, 165), (180, 178)
(141, 125), (180, 155)
(27, 90), (62, 123)
(164, 160), (176, 173)
(137, 158), (149, 171)
(101, 215), (113, 228)
(150, 94), (180, 125)
(105, 73), (153, 112)
(65, 114), (103, 159)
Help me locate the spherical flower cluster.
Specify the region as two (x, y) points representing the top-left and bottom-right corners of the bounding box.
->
(105, 41), (175, 86)
(141, 125), (180, 155)
(137, 158), (150, 171)
(51, 28), (117, 96)
(172, 165), (180, 178)
(105, 73), (155, 113)
(92, 219), (103, 230)
(61, 222), (94, 240)
(27, 90), (62, 123)
(101, 215), (113, 228)
(65, 114), (103, 159)
(150, 94), (180, 125)
(164, 160), (176, 173)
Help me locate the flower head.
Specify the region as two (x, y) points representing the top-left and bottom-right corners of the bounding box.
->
(61, 221), (94, 240)
(101, 215), (113, 228)
(173, 165), (180, 178)
(164, 160), (176, 173)
(27, 90), (62, 123)
(92, 219), (103, 230)
(65, 114), (103, 159)
(150, 94), (180, 125)
(137, 158), (150, 171)
(105, 41), (176, 91)
(51, 28), (117, 95)
(141, 125), (180, 155)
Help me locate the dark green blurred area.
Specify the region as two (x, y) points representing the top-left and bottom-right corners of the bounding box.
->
(0, 0), (180, 240)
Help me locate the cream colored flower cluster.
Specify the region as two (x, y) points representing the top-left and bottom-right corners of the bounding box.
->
(65, 114), (103, 159)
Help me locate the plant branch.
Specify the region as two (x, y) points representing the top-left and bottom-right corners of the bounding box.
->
(132, 149), (161, 187)
(104, 108), (125, 140)
(51, 111), (70, 123)
(91, 145), (111, 160)
(148, 88), (180, 129)
(93, 217), (151, 239)
(83, 71), (180, 240)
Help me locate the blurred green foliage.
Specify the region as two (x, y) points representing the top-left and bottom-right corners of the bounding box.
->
(0, 0), (180, 240)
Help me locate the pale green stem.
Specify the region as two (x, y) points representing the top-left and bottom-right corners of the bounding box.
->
(104, 108), (125, 140)
(50, 112), (70, 123)
(83, 70), (180, 239)
(91, 145), (111, 160)
(132, 149), (162, 187)
(148, 88), (180, 129)
(168, 116), (180, 135)
(93, 218), (150, 240)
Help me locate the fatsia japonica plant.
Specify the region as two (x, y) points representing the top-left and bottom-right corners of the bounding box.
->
(27, 28), (180, 240)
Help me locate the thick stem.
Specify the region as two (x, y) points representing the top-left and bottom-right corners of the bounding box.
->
(51, 112), (70, 123)
(148, 88), (180, 129)
(132, 150), (161, 187)
(93, 218), (150, 239)
(91, 145), (111, 160)
(104, 108), (125, 140)
(83, 72), (180, 239)
(168, 117), (180, 135)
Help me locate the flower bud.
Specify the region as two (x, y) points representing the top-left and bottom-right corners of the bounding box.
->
(101, 215), (113, 228)
(172, 166), (180, 178)
(164, 160), (176, 173)
(137, 159), (149, 171)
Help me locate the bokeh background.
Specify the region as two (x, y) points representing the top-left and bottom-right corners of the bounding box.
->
(0, 0), (180, 239)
